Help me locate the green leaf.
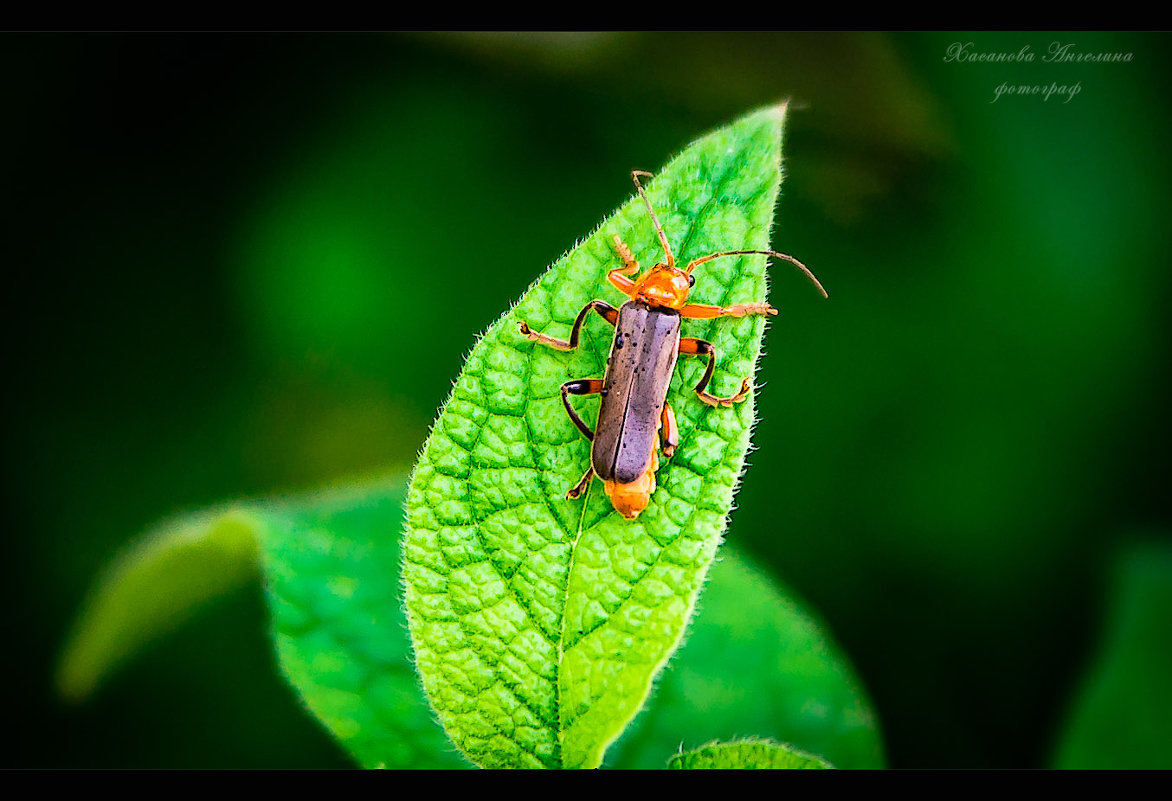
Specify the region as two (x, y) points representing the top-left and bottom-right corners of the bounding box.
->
(667, 738), (832, 770)
(402, 105), (799, 769)
(57, 508), (260, 702)
(57, 478), (467, 769)
(259, 483), (467, 768)
(607, 550), (884, 770)
(1052, 542), (1172, 769)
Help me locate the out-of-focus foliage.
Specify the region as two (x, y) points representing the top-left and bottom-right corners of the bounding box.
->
(56, 481), (469, 769)
(5, 32), (1170, 767)
(1052, 543), (1172, 768)
(56, 509), (259, 702)
(608, 554), (882, 769)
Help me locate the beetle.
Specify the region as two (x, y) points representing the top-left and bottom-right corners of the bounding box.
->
(518, 170), (826, 520)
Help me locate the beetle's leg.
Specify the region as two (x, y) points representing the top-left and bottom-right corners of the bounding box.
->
(679, 300), (777, 319)
(566, 466), (595, 499)
(679, 338), (751, 408)
(607, 234), (640, 297)
(561, 379), (604, 440)
(660, 400), (678, 458)
(520, 300), (618, 351)
(563, 378), (604, 500)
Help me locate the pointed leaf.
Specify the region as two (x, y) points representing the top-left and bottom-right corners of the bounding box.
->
(402, 106), (801, 769)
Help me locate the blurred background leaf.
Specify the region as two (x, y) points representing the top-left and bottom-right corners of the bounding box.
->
(608, 551), (883, 769)
(54, 480), (469, 769)
(4, 32), (1169, 767)
(55, 507), (259, 703)
(1051, 542), (1172, 768)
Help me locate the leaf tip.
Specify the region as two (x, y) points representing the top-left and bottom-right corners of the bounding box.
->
(54, 650), (96, 705)
(54, 507), (264, 704)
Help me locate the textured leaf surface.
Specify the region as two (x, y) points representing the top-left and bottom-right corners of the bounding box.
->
(607, 550), (884, 769)
(668, 738), (832, 770)
(57, 479), (466, 769)
(1052, 543), (1172, 769)
(402, 106), (794, 769)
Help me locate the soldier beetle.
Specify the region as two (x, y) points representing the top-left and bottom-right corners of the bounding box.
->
(519, 171), (826, 520)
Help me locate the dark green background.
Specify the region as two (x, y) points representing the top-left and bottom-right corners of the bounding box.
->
(5, 32), (1169, 768)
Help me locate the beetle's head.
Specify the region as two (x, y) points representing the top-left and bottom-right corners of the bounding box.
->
(634, 263), (694, 311)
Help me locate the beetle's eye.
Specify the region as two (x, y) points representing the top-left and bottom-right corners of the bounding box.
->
(687, 274), (696, 287)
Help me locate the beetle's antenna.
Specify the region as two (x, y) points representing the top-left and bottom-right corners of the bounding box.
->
(631, 170), (676, 269)
(685, 250), (828, 299)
